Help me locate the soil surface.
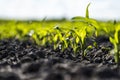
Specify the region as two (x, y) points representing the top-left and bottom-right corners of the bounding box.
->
(0, 37), (120, 80)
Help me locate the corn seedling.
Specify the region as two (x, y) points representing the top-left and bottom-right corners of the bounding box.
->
(109, 25), (120, 65)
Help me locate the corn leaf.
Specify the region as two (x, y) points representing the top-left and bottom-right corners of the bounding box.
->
(86, 3), (91, 19)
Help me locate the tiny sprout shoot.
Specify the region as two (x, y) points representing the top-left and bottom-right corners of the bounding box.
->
(86, 3), (91, 19)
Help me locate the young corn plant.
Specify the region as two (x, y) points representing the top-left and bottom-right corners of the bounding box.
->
(74, 27), (87, 56)
(53, 25), (68, 52)
(109, 25), (120, 65)
(71, 3), (97, 56)
(32, 29), (50, 46)
(72, 3), (100, 37)
(53, 25), (62, 50)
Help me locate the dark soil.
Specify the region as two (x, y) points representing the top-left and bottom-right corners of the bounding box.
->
(0, 37), (120, 80)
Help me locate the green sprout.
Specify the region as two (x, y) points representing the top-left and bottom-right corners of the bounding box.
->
(71, 3), (96, 56)
(109, 25), (120, 65)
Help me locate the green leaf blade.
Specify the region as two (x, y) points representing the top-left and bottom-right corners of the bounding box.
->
(86, 3), (91, 19)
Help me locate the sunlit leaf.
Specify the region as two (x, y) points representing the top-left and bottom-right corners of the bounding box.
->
(76, 36), (80, 44)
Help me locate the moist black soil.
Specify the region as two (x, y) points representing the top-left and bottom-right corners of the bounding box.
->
(0, 37), (120, 80)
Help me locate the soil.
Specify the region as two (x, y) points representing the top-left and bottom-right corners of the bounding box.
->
(0, 36), (120, 80)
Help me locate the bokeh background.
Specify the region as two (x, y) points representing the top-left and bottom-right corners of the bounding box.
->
(0, 0), (119, 20)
